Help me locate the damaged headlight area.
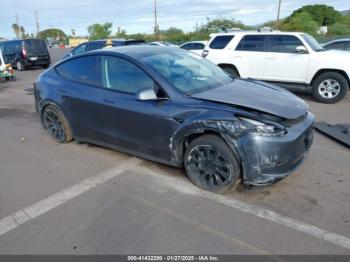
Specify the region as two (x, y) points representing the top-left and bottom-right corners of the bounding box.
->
(219, 117), (286, 137)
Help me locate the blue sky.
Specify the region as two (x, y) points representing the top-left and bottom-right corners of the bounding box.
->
(1, 0), (348, 39)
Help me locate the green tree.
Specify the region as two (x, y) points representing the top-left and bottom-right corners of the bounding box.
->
(328, 14), (350, 36)
(290, 4), (341, 26)
(87, 23), (112, 40)
(161, 27), (186, 42)
(37, 28), (67, 41)
(203, 18), (253, 33)
(12, 24), (21, 38)
(281, 12), (319, 35)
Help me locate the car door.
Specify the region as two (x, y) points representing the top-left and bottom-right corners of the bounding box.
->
(234, 35), (267, 79)
(99, 55), (178, 161)
(54, 55), (104, 141)
(263, 35), (309, 83)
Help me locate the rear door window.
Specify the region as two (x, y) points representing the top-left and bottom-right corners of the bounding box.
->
(56, 56), (101, 86)
(209, 35), (234, 49)
(268, 35), (304, 53)
(236, 35), (266, 52)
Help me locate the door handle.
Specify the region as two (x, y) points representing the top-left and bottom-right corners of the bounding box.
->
(104, 99), (115, 104)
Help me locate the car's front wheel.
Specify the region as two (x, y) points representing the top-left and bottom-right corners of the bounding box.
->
(184, 135), (241, 193)
(311, 72), (348, 103)
(42, 105), (73, 143)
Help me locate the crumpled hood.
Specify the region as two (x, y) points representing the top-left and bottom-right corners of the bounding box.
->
(191, 78), (309, 119)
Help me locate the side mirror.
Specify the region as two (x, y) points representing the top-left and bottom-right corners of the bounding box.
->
(296, 46), (308, 54)
(135, 88), (158, 101)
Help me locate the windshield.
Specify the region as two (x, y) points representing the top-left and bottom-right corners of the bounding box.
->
(301, 34), (323, 51)
(142, 50), (232, 94)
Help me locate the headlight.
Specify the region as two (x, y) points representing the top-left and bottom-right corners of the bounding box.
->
(219, 118), (286, 137)
(239, 117), (286, 136)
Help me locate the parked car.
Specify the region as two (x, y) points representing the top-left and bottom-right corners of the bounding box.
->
(64, 39), (145, 58)
(0, 39), (51, 71)
(34, 46), (314, 193)
(148, 41), (177, 47)
(203, 31), (350, 103)
(323, 38), (350, 51)
(180, 41), (207, 55)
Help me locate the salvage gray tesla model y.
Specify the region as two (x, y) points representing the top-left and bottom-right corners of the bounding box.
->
(34, 46), (315, 193)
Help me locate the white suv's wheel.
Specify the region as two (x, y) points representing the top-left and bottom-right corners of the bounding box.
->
(312, 72), (348, 104)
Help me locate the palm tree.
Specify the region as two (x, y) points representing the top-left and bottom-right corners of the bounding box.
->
(12, 24), (20, 38)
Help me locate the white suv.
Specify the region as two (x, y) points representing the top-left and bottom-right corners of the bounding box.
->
(203, 31), (350, 103)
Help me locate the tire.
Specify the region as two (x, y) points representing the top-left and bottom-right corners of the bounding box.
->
(42, 105), (73, 143)
(184, 134), (241, 194)
(221, 66), (239, 77)
(311, 72), (348, 104)
(16, 61), (25, 71)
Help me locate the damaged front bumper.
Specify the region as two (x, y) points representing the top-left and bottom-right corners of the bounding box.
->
(225, 112), (315, 186)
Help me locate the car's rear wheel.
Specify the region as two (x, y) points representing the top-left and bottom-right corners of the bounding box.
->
(42, 105), (73, 143)
(16, 61), (25, 71)
(311, 72), (348, 103)
(184, 135), (241, 194)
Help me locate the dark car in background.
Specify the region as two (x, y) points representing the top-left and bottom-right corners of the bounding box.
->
(34, 46), (314, 193)
(323, 38), (350, 51)
(0, 39), (51, 71)
(64, 39), (145, 58)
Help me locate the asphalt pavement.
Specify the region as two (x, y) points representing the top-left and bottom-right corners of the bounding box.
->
(0, 48), (350, 256)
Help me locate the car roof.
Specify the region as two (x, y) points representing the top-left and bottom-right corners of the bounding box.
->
(181, 41), (207, 44)
(89, 45), (184, 59)
(324, 38), (350, 45)
(210, 31), (305, 37)
(89, 39), (145, 43)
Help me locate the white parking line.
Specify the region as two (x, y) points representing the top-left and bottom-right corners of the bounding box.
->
(133, 165), (350, 251)
(0, 157), (142, 237)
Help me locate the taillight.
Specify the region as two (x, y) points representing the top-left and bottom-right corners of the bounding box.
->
(202, 49), (209, 58)
(21, 47), (27, 59)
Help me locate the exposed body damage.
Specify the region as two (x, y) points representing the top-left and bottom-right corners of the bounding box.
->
(170, 107), (314, 186)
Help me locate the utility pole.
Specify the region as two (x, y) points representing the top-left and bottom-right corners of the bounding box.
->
(34, 10), (40, 36)
(276, 0), (282, 30)
(154, 0), (159, 40)
(16, 13), (19, 25)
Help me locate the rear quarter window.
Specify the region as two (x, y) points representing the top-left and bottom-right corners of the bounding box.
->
(209, 35), (234, 49)
(56, 56), (100, 86)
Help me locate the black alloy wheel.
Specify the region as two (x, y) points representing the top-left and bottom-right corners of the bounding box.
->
(184, 135), (241, 193)
(42, 105), (73, 143)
